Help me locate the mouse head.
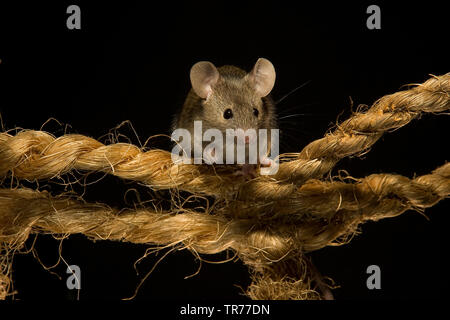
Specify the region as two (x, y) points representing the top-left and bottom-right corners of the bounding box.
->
(189, 58), (276, 132)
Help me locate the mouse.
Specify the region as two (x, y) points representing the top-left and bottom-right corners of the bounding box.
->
(171, 58), (278, 179)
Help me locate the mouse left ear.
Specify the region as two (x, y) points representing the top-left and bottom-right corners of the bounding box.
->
(246, 58), (276, 97)
(190, 61), (220, 99)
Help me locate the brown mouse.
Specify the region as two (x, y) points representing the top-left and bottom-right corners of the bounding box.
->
(171, 58), (278, 176)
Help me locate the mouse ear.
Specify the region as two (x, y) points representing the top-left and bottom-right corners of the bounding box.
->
(190, 61), (220, 99)
(246, 58), (276, 97)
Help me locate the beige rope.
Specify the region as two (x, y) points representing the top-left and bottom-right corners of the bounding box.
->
(1, 163), (448, 298)
(1, 74), (448, 199)
(0, 73), (448, 300)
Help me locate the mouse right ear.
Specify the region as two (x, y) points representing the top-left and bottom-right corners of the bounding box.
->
(190, 61), (220, 99)
(246, 58), (276, 97)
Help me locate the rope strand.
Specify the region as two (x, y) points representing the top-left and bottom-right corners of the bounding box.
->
(1, 163), (448, 298)
(1, 74), (448, 198)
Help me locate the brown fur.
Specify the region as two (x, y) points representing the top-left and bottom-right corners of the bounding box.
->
(173, 65), (277, 134)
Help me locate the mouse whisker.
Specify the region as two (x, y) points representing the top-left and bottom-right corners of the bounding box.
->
(275, 80), (311, 105)
(278, 113), (309, 120)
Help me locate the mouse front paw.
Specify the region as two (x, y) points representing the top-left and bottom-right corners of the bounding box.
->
(259, 155), (278, 175)
(232, 164), (257, 180)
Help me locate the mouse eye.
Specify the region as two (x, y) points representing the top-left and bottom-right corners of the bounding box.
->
(253, 108), (259, 117)
(223, 108), (233, 119)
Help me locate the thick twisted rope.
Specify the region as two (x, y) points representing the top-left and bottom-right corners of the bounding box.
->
(275, 73), (450, 182)
(1, 74), (448, 199)
(1, 163), (448, 298)
(1, 163), (448, 254)
(0, 73), (448, 300)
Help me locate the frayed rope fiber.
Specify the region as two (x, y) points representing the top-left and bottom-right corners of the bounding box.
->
(0, 73), (449, 300)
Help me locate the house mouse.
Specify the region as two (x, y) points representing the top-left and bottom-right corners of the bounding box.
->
(171, 58), (278, 178)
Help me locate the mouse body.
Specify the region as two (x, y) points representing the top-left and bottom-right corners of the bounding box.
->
(172, 58), (278, 176)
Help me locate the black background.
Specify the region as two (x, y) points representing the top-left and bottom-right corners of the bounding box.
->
(0, 0), (448, 302)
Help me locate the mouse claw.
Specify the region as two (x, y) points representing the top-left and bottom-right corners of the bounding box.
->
(260, 155), (271, 167)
